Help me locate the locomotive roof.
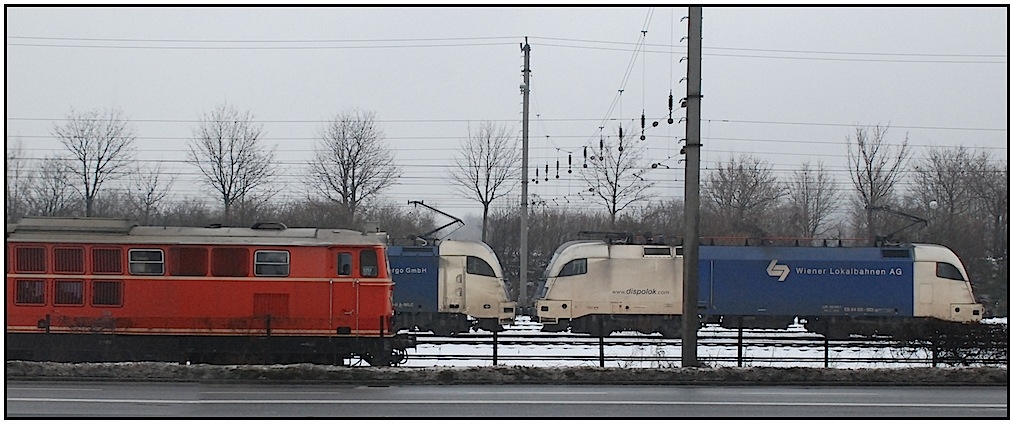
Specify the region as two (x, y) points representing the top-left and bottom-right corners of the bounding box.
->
(437, 239), (496, 257)
(7, 217), (384, 246)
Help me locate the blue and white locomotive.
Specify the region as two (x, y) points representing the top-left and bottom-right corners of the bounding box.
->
(535, 238), (984, 339)
(389, 240), (515, 335)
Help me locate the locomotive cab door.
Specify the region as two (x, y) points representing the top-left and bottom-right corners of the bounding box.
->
(331, 249), (359, 334)
(440, 256), (466, 313)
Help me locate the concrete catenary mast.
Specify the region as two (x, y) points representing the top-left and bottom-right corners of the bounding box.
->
(520, 38), (531, 310)
(682, 6), (703, 368)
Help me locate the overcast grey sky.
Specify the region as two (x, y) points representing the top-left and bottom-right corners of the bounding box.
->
(5, 6), (1009, 225)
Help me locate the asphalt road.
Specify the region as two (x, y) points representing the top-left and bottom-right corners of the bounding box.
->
(5, 381), (1008, 418)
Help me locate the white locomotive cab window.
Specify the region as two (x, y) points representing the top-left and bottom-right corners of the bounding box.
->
(255, 250), (290, 277)
(466, 256), (497, 277)
(557, 258), (587, 277)
(128, 249), (164, 275)
(935, 262), (965, 281)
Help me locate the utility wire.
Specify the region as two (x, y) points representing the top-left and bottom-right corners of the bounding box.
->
(12, 34), (1001, 58)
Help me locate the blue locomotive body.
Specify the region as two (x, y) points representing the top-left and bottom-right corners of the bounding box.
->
(388, 245), (441, 314)
(699, 246), (915, 319)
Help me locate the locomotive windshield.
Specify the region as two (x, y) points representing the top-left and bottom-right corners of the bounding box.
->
(466, 256), (497, 277)
(557, 258), (588, 277)
(936, 262), (966, 281)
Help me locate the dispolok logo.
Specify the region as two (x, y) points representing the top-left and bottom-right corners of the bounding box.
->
(766, 259), (790, 282)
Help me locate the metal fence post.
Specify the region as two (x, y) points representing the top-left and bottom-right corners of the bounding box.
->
(599, 319), (605, 367)
(493, 328), (498, 366)
(737, 319), (744, 367)
(824, 320), (830, 368)
(931, 333), (939, 367)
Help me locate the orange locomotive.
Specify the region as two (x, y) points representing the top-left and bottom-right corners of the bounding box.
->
(6, 217), (414, 366)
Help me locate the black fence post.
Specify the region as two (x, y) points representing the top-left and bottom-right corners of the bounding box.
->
(737, 317), (744, 367)
(598, 319), (605, 367)
(823, 320), (830, 368)
(493, 328), (498, 366)
(931, 333), (939, 367)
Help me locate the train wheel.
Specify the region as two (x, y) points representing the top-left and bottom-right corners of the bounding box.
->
(362, 349), (395, 366)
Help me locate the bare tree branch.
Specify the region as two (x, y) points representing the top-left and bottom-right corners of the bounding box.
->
(580, 129), (654, 228)
(187, 104), (277, 225)
(28, 156), (78, 217)
(704, 155), (785, 238)
(52, 108), (136, 216)
(846, 124), (910, 243)
(450, 121), (520, 241)
(787, 161), (841, 239)
(307, 109), (399, 226)
(6, 138), (34, 221)
(126, 162), (175, 224)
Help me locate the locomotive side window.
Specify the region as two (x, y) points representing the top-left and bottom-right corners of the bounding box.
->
(15, 246), (47, 273)
(170, 247), (208, 276)
(643, 247), (672, 257)
(54, 247), (85, 274)
(54, 280), (84, 305)
(255, 250), (290, 276)
(92, 281), (123, 306)
(14, 280), (45, 305)
(936, 262), (965, 281)
(212, 247), (249, 277)
(557, 258), (588, 277)
(92, 248), (123, 274)
(360, 250), (379, 277)
(338, 253), (353, 276)
(129, 249), (165, 275)
(466, 256), (497, 277)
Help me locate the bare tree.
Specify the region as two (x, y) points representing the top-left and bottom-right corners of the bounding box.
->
(307, 109), (399, 227)
(910, 146), (977, 242)
(965, 151), (1008, 263)
(187, 104), (277, 225)
(966, 151), (1008, 313)
(450, 121), (520, 242)
(52, 108), (136, 216)
(846, 124), (910, 244)
(126, 163), (175, 224)
(703, 155), (785, 239)
(787, 161), (841, 239)
(581, 130), (654, 228)
(6, 138), (33, 222)
(29, 157), (78, 217)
